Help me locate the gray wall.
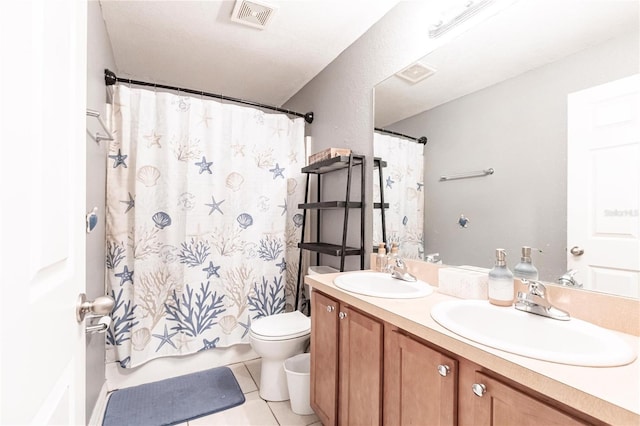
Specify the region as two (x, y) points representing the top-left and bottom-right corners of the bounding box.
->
(86, 0), (116, 420)
(284, 2), (445, 271)
(286, 2), (638, 275)
(388, 32), (638, 279)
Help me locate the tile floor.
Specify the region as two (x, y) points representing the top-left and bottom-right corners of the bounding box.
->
(181, 358), (320, 426)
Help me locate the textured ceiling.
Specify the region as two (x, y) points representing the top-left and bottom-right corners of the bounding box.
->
(99, 0), (399, 106)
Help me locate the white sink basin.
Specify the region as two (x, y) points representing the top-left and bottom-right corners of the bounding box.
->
(431, 300), (637, 367)
(334, 271), (434, 299)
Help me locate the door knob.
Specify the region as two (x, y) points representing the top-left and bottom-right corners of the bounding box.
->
(326, 305), (335, 313)
(76, 293), (115, 322)
(338, 312), (347, 320)
(570, 246), (584, 256)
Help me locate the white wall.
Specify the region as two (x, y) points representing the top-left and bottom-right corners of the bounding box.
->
(388, 32), (638, 280)
(86, 0), (116, 420)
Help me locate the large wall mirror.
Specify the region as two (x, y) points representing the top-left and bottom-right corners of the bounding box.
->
(373, 0), (639, 298)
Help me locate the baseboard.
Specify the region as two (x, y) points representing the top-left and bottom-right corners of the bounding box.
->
(88, 381), (109, 426)
(105, 343), (259, 391)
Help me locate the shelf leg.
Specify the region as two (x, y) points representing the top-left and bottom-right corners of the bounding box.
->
(295, 173), (311, 312)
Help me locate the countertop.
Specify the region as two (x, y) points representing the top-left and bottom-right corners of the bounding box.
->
(305, 271), (640, 425)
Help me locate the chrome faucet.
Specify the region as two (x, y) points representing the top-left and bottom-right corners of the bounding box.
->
(390, 256), (417, 282)
(558, 269), (582, 288)
(515, 280), (570, 321)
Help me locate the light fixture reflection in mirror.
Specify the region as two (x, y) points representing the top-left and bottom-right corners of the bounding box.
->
(373, 0), (639, 298)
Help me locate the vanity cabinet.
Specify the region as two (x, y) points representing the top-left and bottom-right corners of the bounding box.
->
(458, 364), (590, 426)
(310, 291), (383, 426)
(383, 326), (457, 425)
(311, 291), (339, 425)
(311, 290), (599, 426)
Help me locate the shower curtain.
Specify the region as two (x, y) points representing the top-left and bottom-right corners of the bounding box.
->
(105, 85), (306, 368)
(373, 132), (424, 259)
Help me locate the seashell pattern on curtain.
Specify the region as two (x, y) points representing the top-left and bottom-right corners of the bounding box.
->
(373, 132), (425, 260)
(105, 85), (306, 368)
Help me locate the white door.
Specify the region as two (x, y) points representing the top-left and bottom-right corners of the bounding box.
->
(0, 0), (87, 424)
(567, 74), (640, 298)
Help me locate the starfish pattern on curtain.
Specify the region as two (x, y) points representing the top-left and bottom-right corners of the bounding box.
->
(105, 85), (306, 368)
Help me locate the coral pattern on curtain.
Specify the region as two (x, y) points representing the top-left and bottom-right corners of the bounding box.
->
(373, 132), (424, 259)
(105, 85), (306, 368)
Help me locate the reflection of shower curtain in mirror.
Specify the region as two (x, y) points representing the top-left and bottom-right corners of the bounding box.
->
(105, 85), (306, 368)
(373, 132), (424, 259)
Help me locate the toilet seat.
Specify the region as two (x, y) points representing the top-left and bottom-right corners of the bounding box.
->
(250, 311), (311, 341)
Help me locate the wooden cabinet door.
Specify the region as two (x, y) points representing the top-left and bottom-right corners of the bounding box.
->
(384, 328), (457, 425)
(339, 305), (383, 425)
(311, 292), (340, 426)
(471, 372), (588, 426)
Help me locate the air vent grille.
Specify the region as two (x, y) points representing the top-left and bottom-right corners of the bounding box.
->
(231, 0), (277, 30)
(395, 62), (437, 85)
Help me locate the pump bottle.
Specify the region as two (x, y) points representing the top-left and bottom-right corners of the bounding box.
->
(376, 243), (387, 272)
(513, 246), (539, 280)
(488, 248), (514, 306)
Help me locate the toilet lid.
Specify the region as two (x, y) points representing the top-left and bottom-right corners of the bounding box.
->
(250, 311), (311, 340)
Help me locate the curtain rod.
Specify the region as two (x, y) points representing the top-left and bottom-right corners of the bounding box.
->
(374, 127), (427, 145)
(104, 69), (314, 124)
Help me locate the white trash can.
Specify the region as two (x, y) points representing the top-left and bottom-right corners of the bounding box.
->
(283, 353), (314, 415)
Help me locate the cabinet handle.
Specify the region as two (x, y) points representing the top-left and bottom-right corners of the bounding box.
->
(339, 311), (347, 320)
(326, 305), (335, 313)
(437, 364), (450, 377)
(472, 383), (487, 397)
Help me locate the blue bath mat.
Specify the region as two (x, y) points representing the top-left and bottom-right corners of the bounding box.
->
(102, 366), (245, 426)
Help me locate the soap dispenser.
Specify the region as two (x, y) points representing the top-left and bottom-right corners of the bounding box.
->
(376, 243), (387, 272)
(514, 246), (539, 280)
(388, 243), (400, 270)
(488, 248), (514, 306)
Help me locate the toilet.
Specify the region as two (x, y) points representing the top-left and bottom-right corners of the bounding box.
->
(249, 310), (311, 401)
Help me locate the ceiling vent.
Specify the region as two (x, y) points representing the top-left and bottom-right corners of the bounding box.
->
(395, 62), (437, 85)
(231, 0), (278, 30)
